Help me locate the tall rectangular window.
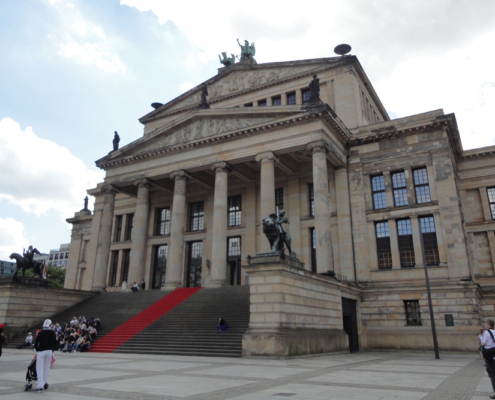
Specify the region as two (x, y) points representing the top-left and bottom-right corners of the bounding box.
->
(125, 214), (134, 241)
(310, 227), (316, 272)
(413, 167), (431, 203)
(308, 184), (314, 217)
(227, 196), (242, 227)
(302, 89), (311, 105)
(244, 102), (253, 107)
(115, 215), (123, 242)
(405, 300), (422, 326)
(287, 92), (296, 105)
(258, 99), (267, 107)
(371, 175), (386, 209)
(110, 251), (119, 286)
(190, 201), (204, 231)
(392, 171), (408, 207)
(272, 96), (281, 106)
(397, 219), (415, 267)
(420, 216), (440, 265)
(228, 236), (241, 257)
(376, 221), (392, 269)
(275, 188), (284, 215)
(122, 249), (130, 283)
(487, 188), (495, 219)
(156, 208), (171, 235)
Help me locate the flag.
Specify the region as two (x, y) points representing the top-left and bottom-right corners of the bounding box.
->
(42, 261), (47, 280)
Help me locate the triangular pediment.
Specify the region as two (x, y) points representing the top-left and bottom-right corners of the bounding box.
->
(140, 58), (343, 122)
(99, 108), (310, 168)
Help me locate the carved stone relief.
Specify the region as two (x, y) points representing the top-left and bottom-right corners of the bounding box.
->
(140, 117), (274, 153)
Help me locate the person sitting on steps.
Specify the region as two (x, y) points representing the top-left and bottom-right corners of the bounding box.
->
(217, 317), (227, 332)
(131, 282), (139, 292)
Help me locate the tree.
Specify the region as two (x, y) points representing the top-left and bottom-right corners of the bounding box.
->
(19, 265), (66, 288)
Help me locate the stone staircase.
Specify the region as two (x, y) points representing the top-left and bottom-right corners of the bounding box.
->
(9, 286), (250, 357)
(114, 286), (250, 357)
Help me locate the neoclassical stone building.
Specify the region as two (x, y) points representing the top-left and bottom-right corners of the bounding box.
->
(65, 54), (495, 351)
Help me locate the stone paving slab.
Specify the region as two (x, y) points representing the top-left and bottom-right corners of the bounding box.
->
(0, 349), (487, 399)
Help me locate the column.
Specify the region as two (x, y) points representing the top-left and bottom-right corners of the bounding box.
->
(288, 176), (302, 257)
(410, 216), (424, 268)
(128, 179), (152, 286)
(307, 141), (334, 274)
(335, 167), (354, 280)
(209, 162), (231, 287)
(92, 186), (117, 291)
(164, 171), (189, 289)
(388, 219), (401, 268)
(255, 151), (278, 254)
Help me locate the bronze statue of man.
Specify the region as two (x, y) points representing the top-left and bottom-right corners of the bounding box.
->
(113, 131), (120, 151)
(309, 74), (320, 104)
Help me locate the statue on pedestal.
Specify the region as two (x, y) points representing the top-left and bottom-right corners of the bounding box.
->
(236, 39), (257, 64)
(113, 131), (120, 151)
(197, 85), (210, 109)
(309, 74), (321, 104)
(10, 246), (44, 279)
(262, 210), (294, 256)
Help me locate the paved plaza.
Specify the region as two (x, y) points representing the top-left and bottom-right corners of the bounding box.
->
(0, 349), (490, 399)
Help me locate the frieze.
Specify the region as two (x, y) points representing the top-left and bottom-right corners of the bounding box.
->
(140, 117), (274, 153)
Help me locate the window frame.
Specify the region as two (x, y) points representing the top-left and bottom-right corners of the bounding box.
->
(189, 201), (205, 232)
(227, 236), (242, 258)
(405, 300), (422, 326)
(257, 99), (267, 107)
(413, 167), (431, 204)
(392, 171), (408, 207)
(227, 195), (242, 227)
(125, 214), (134, 241)
(308, 183), (314, 217)
(156, 207), (171, 236)
(487, 188), (495, 220)
(115, 215), (123, 242)
(371, 174), (386, 210)
(419, 216), (440, 266)
(375, 221), (392, 269)
(272, 96), (281, 106)
(275, 188), (284, 215)
(287, 92), (296, 105)
(301, 88), (311, 105)
(397, 218), (415, 268)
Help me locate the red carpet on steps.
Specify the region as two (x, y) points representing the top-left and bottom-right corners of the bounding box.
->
(91, 287), (201, 353)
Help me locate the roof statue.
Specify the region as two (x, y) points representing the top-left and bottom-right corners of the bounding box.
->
(308, 74), (321, 105)
(113, 131), (120, 151)
(197, 84), (210, 109)
(236, 39), (256, 64)
(219, 52), (236, 67)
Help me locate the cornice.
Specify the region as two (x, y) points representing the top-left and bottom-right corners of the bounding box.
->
(97, 107), (351, 170)
(140, 59), (348, 125)
(66, 215), (93, 225)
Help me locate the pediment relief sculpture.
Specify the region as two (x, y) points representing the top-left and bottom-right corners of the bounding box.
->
(154, 64), (330, 117)
(136, 117), (275, 154)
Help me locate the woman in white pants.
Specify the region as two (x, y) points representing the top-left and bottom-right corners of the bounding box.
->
(34, 319), (56, 393)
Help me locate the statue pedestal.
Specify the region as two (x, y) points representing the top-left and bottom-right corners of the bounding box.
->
(242, 255), (348, 358)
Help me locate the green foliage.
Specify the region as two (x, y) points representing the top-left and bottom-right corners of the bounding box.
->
(17, 265), (66, 288)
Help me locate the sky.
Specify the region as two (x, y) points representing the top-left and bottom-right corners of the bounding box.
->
(1, 0), (495, 259)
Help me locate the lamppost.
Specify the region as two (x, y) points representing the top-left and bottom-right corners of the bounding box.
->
(419, 229), (440, 359)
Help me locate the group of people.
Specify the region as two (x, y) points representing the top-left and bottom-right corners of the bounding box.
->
(131, 279), (146, 292)
(17, 314), (101, 354)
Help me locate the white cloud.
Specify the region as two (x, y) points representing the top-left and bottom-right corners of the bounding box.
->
(46, 0), (126, 74)
(0, 118), (104, 218)
(0, 218), (29, 260)
(180, 82), (194, 92)
(120, 0), (495, 150)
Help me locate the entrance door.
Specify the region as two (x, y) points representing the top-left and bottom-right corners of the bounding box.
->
(342, 297), (359, 353)
(152, 245), (167, 289)
(227, 237), (242, 285)
(187, 241), (202, 288)
(228, 259), (241, 285)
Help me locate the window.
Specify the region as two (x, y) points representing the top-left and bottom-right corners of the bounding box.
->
(65, 252), (69, 259)
(405, 300), (422, 326)
(125, 214), (134, 241)
(309, 183), (314, 217)
(371, 175), (386, 209)
(420, 216), (440, 265)
(310, 227), (316, 272)
(376, 221), (392, 269)
(54, 253), (59, 260)
(392, 171), (408, 207)
(110, 251), (118, 286)
(272, 96), (281, 106)
(258, 99), (267, 107)
(413, 167), (431, 203)
(122, 249), (130, 283)
(49, 254), (53, 260)
(302, 89), (311, 105)
(397, 219), (415, 268)
(190, 202), (204, 231)
(115, 215), (123, 242)
(275, 188), (284, 215)
(228, 237), (241, 257)
(227, 196), (242, 227)
(487, 188), (495, 219)
(244, 102), (253, 107)
(287, 92), (296, 105)
(156, 208), (170, 236)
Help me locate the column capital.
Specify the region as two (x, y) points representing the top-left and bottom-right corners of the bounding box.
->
(101, 185), (119, 195)
(134, 178), (153, 189)
(170, 170), (191, 182)
(307, 140), (327, 155)
(255, 151), (279, 164)
(211, 161), (232, 174)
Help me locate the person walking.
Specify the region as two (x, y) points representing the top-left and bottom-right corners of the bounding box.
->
(141, 279), (145, 290)
(0, 324), (7, 358)
(34, 319), (56, 393)
(481, 319), (495, 399)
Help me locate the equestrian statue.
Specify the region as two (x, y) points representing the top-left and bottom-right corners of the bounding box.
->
(262, 210), (294, 256)
(9, 245), (44, 279)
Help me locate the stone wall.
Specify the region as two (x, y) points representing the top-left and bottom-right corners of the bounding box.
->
(242, 256), (350, 357)
(0, 282), (95, 340)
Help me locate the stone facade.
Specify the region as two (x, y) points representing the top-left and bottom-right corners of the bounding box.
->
(64, 55), (495, 352)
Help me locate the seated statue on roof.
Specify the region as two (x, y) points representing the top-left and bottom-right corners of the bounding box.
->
(236, 39), (257, 64)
